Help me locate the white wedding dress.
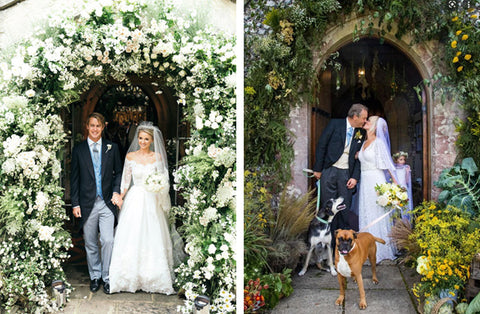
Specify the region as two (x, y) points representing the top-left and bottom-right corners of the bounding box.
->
(358, 140), (396, 262)
(109, 159), (175, 294)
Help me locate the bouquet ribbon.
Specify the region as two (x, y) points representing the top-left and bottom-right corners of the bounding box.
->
(359, 207), (396, 232)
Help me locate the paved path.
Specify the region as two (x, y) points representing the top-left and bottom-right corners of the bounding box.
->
(270, 262), (421, 314)
(63, 265), (185, 313)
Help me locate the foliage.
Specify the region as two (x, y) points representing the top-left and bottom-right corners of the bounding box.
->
(434, 157), (480, 216)
(257, 269), (294, 309)
(409, 201), (480, 301)
(244, 168), (314, 308)
(467, 291), (480, 314)
(0, 0), (236, 312)
(445, 6), (480, 164)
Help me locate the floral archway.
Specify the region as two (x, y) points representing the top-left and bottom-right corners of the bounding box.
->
(0, 0), (236, 312)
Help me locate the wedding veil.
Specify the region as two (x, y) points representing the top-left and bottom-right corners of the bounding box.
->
(373, 117), (398, 183)
(125, 121), (168, 173)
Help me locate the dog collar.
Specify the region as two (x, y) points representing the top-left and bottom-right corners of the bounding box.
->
(315, 216), (329, 224)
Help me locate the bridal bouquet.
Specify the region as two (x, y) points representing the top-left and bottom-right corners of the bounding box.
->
(375, 182), (409, 211)
(144, 171), (169, 193)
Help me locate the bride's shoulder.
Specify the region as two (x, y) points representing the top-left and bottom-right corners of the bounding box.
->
(126, 151), (137, 161)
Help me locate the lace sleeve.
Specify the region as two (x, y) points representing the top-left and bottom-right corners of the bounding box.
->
(155, 161), (171, 212)
(120, 159), (133, 192)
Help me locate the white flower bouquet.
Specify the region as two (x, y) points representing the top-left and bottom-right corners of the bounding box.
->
(374, 182), (409, 212)
(144, 171), (169, 193)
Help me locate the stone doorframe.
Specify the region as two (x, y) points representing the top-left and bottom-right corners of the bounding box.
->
(289, 13), (460, 200)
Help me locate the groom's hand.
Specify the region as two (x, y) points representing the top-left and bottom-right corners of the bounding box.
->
(72, 206), (81, 218)
(346, 178), (357, 189)
(314, 171), (321, 180)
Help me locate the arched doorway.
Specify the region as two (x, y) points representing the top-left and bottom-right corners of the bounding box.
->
(62, 79), (187, 264)
(311, 38), (425, 208)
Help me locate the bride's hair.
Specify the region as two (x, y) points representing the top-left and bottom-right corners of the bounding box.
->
(367, 115), (380, 136)
(137, 126), (154, 138)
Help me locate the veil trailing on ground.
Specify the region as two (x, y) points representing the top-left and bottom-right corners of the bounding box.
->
(374, 117), (398, 183)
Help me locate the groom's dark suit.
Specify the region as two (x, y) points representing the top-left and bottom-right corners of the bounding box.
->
(313, 118), (366, 231)
(71, 139), (122, 229)
(71, 138), (122, 287)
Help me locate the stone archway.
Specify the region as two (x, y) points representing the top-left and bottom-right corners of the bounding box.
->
(289, 13), (461, 201)
(79, 77), (178, 140)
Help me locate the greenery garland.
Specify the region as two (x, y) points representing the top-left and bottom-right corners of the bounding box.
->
(0, 0), (236, 312)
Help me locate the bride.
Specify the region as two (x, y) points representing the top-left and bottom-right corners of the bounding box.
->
(357, 116), (397, 263)
(109, 122), (175, 294)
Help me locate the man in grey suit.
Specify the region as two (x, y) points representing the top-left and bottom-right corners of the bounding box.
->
(71, 112), (123, 294)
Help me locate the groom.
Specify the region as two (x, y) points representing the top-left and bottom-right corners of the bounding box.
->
(313, 103), (368, 234)
(71, 112), (123, 294)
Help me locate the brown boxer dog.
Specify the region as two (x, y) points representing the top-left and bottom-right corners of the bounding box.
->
(334, 229), (386, 309)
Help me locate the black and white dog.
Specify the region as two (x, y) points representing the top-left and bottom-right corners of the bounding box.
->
(298, 197), (346, 276)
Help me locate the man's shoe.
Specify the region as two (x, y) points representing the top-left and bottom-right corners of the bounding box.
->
(103, 282), (110, 294)
(90, 279), (101, 292)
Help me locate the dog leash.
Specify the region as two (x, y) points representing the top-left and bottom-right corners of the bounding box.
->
(359, 208), (395, 232)
(304, 168), (327, 224)
(303, 169), (321, 213)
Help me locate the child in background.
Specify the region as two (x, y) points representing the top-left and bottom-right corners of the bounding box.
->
(393, 151), (412, 222)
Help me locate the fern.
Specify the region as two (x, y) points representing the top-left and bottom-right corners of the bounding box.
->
(434, 158), (480, 216)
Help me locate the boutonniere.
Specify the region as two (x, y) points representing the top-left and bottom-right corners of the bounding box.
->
(354, 130), (363, 141)
(105, 144), (112, 153)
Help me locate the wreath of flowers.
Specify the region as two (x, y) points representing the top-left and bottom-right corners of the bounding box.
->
(0, 0), (236, 312)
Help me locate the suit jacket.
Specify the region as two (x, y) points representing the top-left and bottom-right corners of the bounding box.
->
(313, 119), (366, 181)
(70, 138), (123, 229)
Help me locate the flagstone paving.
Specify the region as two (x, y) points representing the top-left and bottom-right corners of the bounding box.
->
(62, 265), (185, 314)
(269, 262), (421, 314)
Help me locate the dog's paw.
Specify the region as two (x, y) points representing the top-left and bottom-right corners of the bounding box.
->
(335, 297), (344, 306)
(359, 300), (367, 309)
(298, 269), (306, 276)
(330, 268), (337, 276)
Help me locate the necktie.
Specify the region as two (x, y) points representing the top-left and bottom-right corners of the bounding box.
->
(346, 127), (354, 147)
(93, 142), (100, 164)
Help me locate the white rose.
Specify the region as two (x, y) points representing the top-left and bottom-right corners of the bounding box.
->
(376, 195), (389, 207)
(38, 225), (55, 242)
(398, 192), (408, 201)
(25, 89), (35, 98)
(208, 244), (216, 254)
(2, 158), (16, 174)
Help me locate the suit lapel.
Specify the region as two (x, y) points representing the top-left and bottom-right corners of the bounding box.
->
(82, 141), (95, 179)
(341, 119), (347, 146)
(101, 140), (107, 178)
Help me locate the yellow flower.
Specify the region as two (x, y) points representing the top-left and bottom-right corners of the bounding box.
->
(452, 16), (459, 21)
(453, 56), (459, 63)
(451, 41), (457, 48)
(244, 86), (256, 95)
(468, 8), (475, 12)
(456, 51), (462, 56)
(462, 34), (469, 40)
(457, 66), (464, 72)
(465, 54), (472, 60)
(456, 30), (462, 36)
(471, 15), (478, 19)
